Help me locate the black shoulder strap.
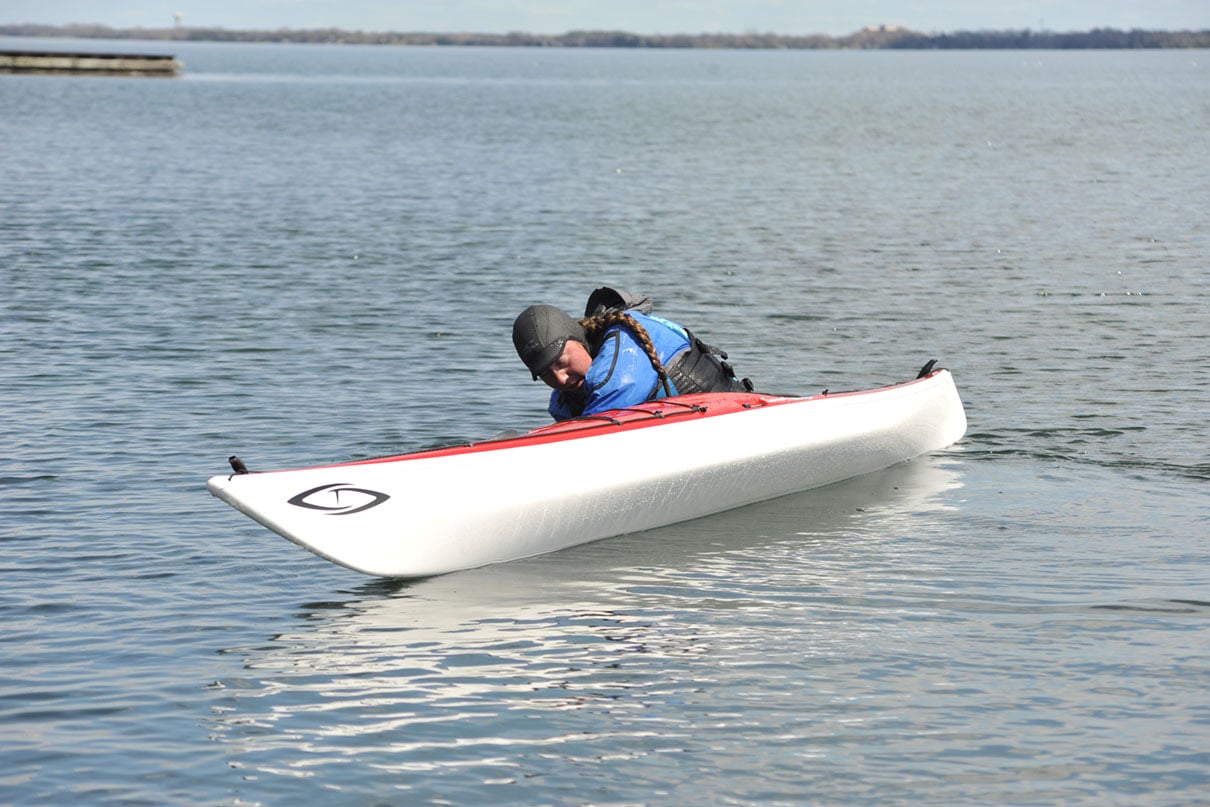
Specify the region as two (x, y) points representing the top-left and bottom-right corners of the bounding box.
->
(584, 286), (655, 317)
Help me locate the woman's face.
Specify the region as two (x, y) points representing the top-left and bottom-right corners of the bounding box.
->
(540, 340), (592, 393)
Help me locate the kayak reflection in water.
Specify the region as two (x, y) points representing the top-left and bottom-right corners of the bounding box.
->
(512, 286), (750, 422)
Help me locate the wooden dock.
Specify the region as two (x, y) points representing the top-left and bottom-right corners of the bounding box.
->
(0, 50), (183, 77)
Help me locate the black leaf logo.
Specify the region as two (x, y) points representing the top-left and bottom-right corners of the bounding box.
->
(287, 483), (390, 515)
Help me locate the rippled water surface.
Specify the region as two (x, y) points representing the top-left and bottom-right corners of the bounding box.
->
(2, 39), (1208, 805)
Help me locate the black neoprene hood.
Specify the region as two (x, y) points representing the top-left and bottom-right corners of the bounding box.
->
(512, 304), (587, 380)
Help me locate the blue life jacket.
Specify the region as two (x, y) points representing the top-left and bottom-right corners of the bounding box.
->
(548, 311), (692, 420)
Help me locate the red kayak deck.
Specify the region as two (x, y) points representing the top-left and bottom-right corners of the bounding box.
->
(337, 391), (793, 468)
(331, 373), (939, 470)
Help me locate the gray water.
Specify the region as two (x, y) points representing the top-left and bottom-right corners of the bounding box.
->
(2, 39), (1208, 805)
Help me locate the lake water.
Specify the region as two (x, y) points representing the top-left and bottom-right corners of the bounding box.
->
(2, 38), (1208, 805)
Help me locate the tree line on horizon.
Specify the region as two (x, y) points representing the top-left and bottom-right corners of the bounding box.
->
(2, 23), (1208, 49)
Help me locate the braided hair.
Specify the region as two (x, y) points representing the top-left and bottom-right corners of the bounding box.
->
(578, 309), (669, 386)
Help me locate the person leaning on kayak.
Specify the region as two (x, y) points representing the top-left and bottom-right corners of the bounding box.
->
(512, 287), (750, 421)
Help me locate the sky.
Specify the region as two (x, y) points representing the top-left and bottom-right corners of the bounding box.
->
(2, 1), (1207, 37)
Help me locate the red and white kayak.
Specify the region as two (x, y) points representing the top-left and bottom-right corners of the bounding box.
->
(208, 367), (966, 578)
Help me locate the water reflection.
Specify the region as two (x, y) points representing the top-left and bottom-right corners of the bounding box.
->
(208, 457), (964, 788)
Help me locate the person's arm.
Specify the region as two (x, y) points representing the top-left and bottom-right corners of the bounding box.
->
(547, 390), (580, 421)
(581, 330), (663, 416)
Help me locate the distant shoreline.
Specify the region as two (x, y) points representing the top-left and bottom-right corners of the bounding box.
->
(3, 23), (1209, 49)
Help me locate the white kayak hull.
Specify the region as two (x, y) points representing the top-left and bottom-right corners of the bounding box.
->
(207, 369), (967, 578)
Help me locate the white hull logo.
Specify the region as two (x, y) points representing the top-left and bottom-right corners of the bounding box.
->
(288, 483), (390, 515)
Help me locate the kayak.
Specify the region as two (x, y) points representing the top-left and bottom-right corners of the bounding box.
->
(207, 365), (966, 578)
